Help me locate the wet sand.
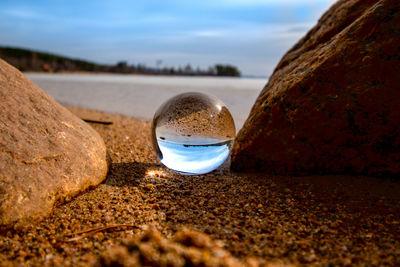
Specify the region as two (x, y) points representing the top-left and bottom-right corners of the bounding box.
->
(0, 107), (399, 266)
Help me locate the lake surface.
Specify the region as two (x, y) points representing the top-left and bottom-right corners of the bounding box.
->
(26, 73), (267, 130)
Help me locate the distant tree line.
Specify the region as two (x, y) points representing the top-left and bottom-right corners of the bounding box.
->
(0, 47), (241, 77)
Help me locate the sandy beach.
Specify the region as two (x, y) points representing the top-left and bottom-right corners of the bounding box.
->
(2, 0), (400, 265)
(1, 106), (398, 266)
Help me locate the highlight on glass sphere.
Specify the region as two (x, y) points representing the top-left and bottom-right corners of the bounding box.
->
(151, 92), (235, 175)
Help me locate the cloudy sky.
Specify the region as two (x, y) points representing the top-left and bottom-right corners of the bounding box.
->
(0, 0), (336, 76)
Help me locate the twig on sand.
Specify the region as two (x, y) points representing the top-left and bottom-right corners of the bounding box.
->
(82, 118), (113, 125)
(66, 224), (137, 242)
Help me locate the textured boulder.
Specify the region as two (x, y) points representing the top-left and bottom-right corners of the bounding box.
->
(232, 0), (400, 176)
(0, 59), (108, 227)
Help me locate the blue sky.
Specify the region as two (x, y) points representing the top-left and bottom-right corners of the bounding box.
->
(0, 0), (335, 76)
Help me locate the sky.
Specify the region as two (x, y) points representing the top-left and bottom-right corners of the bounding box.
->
(0, 0), (336, 76)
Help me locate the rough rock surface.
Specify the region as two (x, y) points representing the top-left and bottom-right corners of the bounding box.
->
(0, 59), (108, 227)
(232, 0), (400, 176)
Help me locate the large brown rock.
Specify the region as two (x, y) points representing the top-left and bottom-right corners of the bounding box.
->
(0, 59), (108, 227)
(232, 0), (400, 176)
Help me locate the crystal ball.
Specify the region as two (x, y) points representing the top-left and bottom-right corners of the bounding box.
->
(151, 92), (235, 175)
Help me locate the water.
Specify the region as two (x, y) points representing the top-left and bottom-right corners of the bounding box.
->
(157, 138), (233, 175)
(26, 73), (266, 129)
(152, 92), (235, 174)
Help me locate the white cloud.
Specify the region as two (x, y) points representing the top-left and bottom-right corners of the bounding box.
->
(191, 30), (223, 37)
(2, 9), (42, 19)
(180, 22), (313, 40)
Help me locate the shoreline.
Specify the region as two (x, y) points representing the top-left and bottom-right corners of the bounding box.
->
(26, 73), (266, 131)
(23, 71), (268, 79)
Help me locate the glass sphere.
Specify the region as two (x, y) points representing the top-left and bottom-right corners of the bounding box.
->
(151, 92), (235, 175)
